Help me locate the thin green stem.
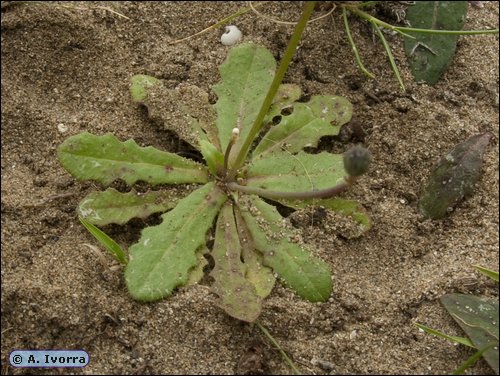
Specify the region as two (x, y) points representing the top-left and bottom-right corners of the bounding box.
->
(452, 344), (496, 375)
(256, 321), (301, 375)
(371, 20), (406, 91)
(228, 178), (353, 200)
(347, 6), (499, 36)
(228, 1), (317, 178)
(342, 7), (375, 79)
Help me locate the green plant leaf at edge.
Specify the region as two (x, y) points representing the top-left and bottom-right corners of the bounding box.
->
(210, 202), (266, 322)
(58, 132), (208, 186)
(125, 182), (227, 301)
(238, 195), (332, 302)
(473, 265), (499, 282)
(78, 187), (189, 226)
(440, 293), (499, 374)
(79, 216), (128, 265)
(404, 1), (468, 85)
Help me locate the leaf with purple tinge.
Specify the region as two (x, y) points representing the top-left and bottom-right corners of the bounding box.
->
(419, 132), (492, 219)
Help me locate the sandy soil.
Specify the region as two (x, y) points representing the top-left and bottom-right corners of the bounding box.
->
(1, 2), (498, 374)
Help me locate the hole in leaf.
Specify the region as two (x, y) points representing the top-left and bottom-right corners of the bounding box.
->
(271, 115), (282, 124)
(280, 106), (294, 116)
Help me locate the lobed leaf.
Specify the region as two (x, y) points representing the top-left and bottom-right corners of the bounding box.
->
(185, 246), (209, 287)
(78, 188), (188, 226)
(125, 182), (226, 301)
(263, 83), (302, 124)
(234, 208), (275, 298)
(253, 96), (352, 158)
(210, 203), (265, 322)
(245, 151), (346, 193)
(404, 1), (468, 85)
(419, 132), (492, 219)
(278, 197), (372, 237)
(213, 43), (275, 167)
(58, 132), (208, 186)
(440, 293), (499, 373)
(238, 195), (332, 302)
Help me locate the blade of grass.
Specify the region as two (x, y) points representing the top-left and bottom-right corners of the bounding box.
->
(473, 265), (499, 282)
(79, 216), (128, 265)
(453, 344), (497, 375)
(256, 321), (301, 375)
(415, 323), (475, 348)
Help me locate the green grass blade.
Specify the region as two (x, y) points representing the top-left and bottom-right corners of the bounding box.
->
(79, 216), (128, 265)
(453, 344), (497, 375)
(473, 265), (499, 282)
(415, 323), (474, 347)
(256, 321), (301, 375)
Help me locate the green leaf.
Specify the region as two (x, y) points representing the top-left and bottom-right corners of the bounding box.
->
(253, 96), (352, 158)
(210, 202), (264, 322)
(78, 187), (187, 226)
(263, 83), (302, 124)
(473, 265), (499, 282)
(419, 132), (492, 219)
(245, 151), (346, 193)
(125, 182), (227, 301)
(79, 216), (128, 265)
(213, 43), (275, 166)
(58, 132), (208, 186)
(140, 81), (220, 150)
(404, 1), (468, 85)
(414, 323), (474, 347)
(234, 208), (275, 298)
(199, 140), (224, 176)
(130, 74), (161, 102)
(239, 195), (332, 302)
(440, 293), (499, 374)
(185, 246), (209, 287)
(278, 197), (372, 237)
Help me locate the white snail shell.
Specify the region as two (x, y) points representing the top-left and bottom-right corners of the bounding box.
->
(221, 25), (242, 46)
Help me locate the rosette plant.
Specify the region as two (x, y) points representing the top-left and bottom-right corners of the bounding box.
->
(58, 41), (371, 322)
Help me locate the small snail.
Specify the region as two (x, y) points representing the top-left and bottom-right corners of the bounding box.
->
(221, 25), (242, 46)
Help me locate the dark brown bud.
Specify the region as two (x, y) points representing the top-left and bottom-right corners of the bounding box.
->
(343, 145), (371, 177)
